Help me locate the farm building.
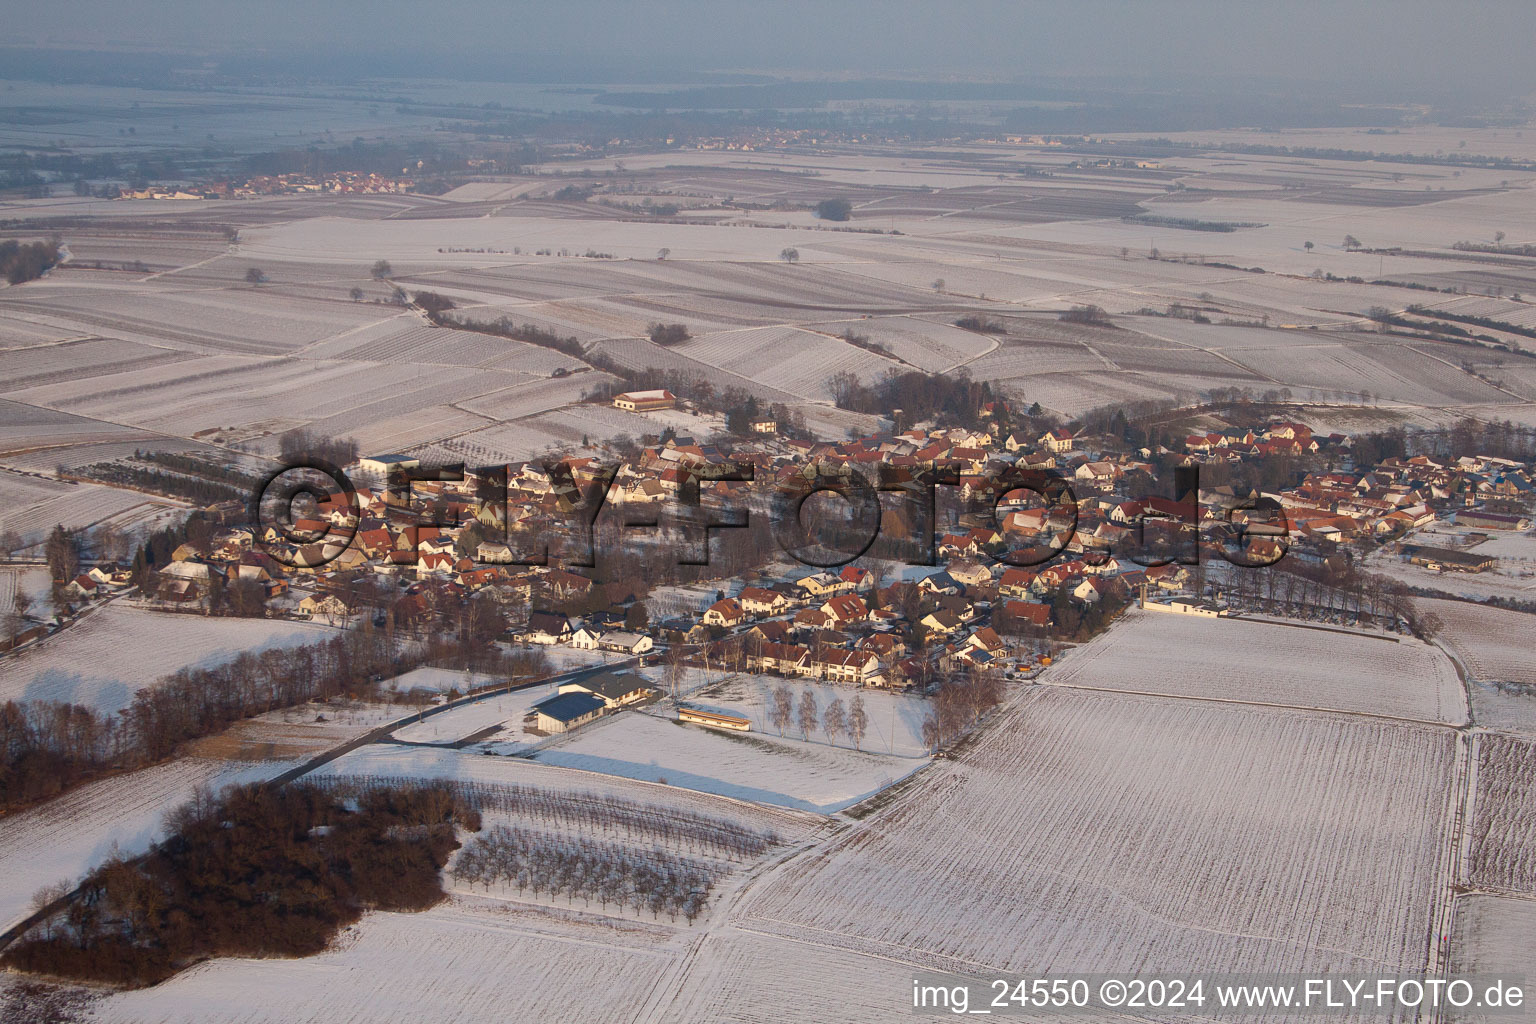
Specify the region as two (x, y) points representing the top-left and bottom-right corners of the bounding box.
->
(1144, 596), (1227, 617)
(1404, 545), (1496, 573)
(531, 691), (608, 734)
(357, 453), (420, 477)
(612, 389), (676, 412)
(559, 670), (653, 708)
(678, 706), (751, 732)
(1456, 509), (1532, 531)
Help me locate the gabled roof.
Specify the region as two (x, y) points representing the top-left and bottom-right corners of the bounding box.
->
(532, 691), (607, 722)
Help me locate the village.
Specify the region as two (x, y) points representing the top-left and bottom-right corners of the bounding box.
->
(19, 380), (1534, 751)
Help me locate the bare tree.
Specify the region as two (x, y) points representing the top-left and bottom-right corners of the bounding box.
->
(779, 247), (799, 264)
(349, 286), (365, 301)
(370, 259), (393, 280)
(823, 696), (846, 747)
(921, 711), (940, 753)
(848, 694), (868, 751)
(769, 684), (793, 736)
(0, 528), (22, 559)
(796, 688), (819, 740)
(244, 267), (267, 285)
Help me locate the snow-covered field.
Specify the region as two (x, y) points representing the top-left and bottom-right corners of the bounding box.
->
(1043, 608), (1467, 724)
(737, 687), (1458, 1000)
(0, 605), (338, 713)
(86, 900), (679, 1024)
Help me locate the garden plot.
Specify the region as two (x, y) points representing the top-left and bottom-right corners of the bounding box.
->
(789, 402), (884, 440)
(968, 340), (1114, 380)
(0, 606), (337, 715)
(801, 315), (995, 372)
(87, 900), (676, 1024)
(1416, 598), (1536, 688)
(0, 282), (385, 356)
(1044, 608), (1466, 724)
(0, 567), (51, 617)
(0, 398), (144, 455)
(1001, 370), (1179, 418)
(1464, 733), (1536, 896)
(532, 709), (923, 813)
(0, 310), (86, 349)
(1447, 896), (1536, 1024)
(1091, 334), (1264, 380)
(323, 322), (576, 375)
(0, 480), (179, 547)
(0, 756), (298, 934)
(18, 356), (514, 443)
(739, 686), (1458, 994)
(456, 373), (611, 422)
(674, 325), (904, 400)
(0, 337), (193, 393)
(589, 336), (801, 404)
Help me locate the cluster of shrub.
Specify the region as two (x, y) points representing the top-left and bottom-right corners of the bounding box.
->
(453, 824), (715, 923)
(3, 782), (480, 987)
(278, 428), (360, 469)
(74, 460), (252, 506)
(1122, 214), (1265, 233)
(829, 367), (999, 428)
(0, 239), (60, 285)
(837, 329), (896, 359)
(953, 316), (1007, 334)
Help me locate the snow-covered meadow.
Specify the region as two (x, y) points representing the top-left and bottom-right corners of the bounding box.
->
(1043, 608), (1467, 724)
(0, 606), (338, 713)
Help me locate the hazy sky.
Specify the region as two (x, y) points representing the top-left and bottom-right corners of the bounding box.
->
(12, 1), (1536, 97)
